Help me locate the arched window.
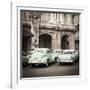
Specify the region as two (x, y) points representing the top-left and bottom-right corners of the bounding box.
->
(39, 34), (52, 49)
(61, 35), (69, 49)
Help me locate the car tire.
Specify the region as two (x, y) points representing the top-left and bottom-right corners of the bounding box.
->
(23, 62), (27, 66)
(56, 57), (60, 63)
(55, 57), (58, 63)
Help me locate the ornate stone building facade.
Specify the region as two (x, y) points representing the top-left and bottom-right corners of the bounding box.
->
(21, 10), (79, 53)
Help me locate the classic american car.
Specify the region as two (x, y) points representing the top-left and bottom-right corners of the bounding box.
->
(55, 49), (79, 64)
(28, 48), (55, 66)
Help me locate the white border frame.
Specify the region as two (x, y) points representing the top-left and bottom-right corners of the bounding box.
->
(11, 1), (88, 89)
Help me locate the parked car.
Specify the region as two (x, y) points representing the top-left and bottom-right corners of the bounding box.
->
(22, 51), (29, 66)
(28, 48), (55, 66)
(56, 49), (79, 64)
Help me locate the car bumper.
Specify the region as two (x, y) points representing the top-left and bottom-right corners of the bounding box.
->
(57, 59), (74, 63)
(29, 60), (47, 64)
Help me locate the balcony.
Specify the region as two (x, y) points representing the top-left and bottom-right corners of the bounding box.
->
(39, 22), (57, 29)
(22, 19), (76, 31)
(60, 24), (75, 30)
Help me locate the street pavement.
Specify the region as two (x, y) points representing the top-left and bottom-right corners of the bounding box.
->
(22, 61), (79, 78)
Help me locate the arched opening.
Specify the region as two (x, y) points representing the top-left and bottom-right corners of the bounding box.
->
(61, 35), (69, 49)
(22, 24), (33, 53)
(39, 34), (52, 48)
(22, 36), (32, 53)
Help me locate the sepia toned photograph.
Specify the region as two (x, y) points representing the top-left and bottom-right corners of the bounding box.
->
(21, 10), (80, 78)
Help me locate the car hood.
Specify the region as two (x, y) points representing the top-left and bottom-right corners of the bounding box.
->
(59, 54), (73, 59)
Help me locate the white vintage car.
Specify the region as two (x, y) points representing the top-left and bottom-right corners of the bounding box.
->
(56, 49), (79, 64)
(28, 48), (55, 66)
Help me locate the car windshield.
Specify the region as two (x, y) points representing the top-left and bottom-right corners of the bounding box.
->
(63, 51), (73, 54)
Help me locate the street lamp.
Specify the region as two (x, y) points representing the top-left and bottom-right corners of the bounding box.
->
(29, 11), (41, 48)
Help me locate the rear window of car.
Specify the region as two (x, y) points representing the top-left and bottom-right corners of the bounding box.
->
(63, 51), (75, 54)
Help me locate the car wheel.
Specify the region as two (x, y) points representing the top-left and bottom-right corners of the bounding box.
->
(46, 59), (49, 67)
(23, 62), (27, 66)
(56, 58), (61, 65)
(56, 57), (60, 63)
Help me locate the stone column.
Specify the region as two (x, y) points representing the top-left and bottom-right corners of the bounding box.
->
(66, 14), (73, 25)
(36, 19), (40, 48)
(69, 34), (75, 49)
(56, 32), (61, 49)
(59, 14), (64, 24)
(74, 15), (79, 26)
(56, 13), (60, 24)
(52, 33), (57, 49)
(53, 13), (57, 24)
(50, 13), (54, 23)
